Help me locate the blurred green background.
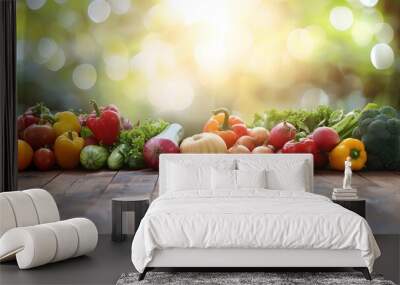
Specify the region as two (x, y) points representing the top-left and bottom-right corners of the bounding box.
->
(16, 0), (400, 134)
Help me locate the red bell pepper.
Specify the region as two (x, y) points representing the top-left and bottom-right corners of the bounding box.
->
(86, 100), (120, 145)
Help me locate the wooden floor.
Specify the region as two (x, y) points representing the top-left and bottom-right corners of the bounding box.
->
(17, 170), (400, 234)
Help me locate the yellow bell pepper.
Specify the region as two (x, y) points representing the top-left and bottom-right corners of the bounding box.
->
(53, 111), (81, 137)
(54, 131), (84, 169)
(329, 138), (367, 171)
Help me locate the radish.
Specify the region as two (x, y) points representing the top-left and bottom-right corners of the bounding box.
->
(311, 127), (340, 152)
(268, 122), (296, 150)
(143, 123), (183, 170)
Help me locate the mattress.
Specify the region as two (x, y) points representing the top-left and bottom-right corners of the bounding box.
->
(131, 190), (380, 273)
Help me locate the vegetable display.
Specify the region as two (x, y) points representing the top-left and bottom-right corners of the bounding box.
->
(16, 102), (400, 172)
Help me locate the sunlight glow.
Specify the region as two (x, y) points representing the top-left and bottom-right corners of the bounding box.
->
(105, 55), (130, 81)
(287, 28), (315, 60)
(148, 76), (195, 111)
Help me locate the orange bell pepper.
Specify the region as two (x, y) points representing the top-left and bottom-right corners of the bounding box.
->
(203, 108), (242, 148)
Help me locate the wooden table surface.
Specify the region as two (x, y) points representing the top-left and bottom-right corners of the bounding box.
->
(17, 170), (400, 234)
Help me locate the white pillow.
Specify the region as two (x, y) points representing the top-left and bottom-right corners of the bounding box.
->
(166, 160), (236, 192)
(237, 159), (308, 191)
(167, 163), (211, 192)
(266, 166), (306, 191)
(236, 169), (267, 189)
(211, 168), (236, 190)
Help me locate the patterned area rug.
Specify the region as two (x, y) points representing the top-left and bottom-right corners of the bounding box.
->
(116, 272), (396, 285)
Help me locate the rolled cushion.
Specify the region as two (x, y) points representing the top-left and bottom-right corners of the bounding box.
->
(65, 218), (98, 257)
(0, 189), (60, 237)
(0, 196), (16, 237)
(0, 191), (39, 228)
(0, 218), (98, 269)
(23, 189), (60, 224)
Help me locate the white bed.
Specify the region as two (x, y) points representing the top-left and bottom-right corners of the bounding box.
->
(131, 154), (380, 280)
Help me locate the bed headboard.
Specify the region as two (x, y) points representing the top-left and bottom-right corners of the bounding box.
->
(159, 154), (314, 195)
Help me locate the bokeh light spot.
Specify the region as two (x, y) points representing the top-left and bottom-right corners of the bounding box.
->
(72, 64), (97, 90)
(46, 48), (66, 71)
(370, 43), (394, 70)
(352, 21), (373, 46)
(109, 0), (131, 15)
(37, 38), (58, 63)
(26, 0), (46, 10)
(375, 22), (394, 43)
(300, 88), (329, 109)
(360, 0), (379, 7)
(330, 7), (353, 31)
(88, 0), (111, 23)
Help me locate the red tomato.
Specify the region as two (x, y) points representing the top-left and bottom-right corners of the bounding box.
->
(33, 148), (56, 171)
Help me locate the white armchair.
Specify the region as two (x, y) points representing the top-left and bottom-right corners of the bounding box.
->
(0, 189), (98, 269)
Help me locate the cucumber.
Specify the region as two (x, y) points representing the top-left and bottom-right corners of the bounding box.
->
(107, 144), (128, 170)
(80, 145), (109, 170)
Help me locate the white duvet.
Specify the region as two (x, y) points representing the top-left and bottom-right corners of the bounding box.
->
(131, 190), (380, 273)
